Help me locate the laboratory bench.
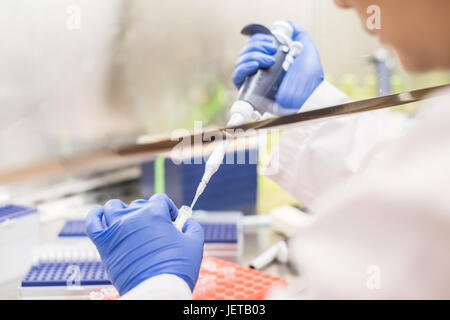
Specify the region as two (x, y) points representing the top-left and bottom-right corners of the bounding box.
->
(1, 165), (304, 299)
(0, 215), (305, 300)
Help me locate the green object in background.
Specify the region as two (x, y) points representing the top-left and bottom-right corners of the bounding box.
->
(200, 80), (228, 123)
(257, 175), (300, 214)
(339, 74), (358, 99)
(324, 73), (334, 85)
(256, 131), (301, 214)
(391, 74), (404, 93)
(364, 73), (377, 98)
(154, 156), (165, 193)
(185, 79), (228, 128)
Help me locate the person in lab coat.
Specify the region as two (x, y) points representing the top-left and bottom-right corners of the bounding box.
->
(86, 0), (450, 299)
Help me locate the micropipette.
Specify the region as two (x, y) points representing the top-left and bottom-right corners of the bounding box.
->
(190, 21), (303, 210)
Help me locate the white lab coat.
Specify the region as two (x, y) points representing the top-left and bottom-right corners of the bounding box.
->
(121, 81), (450, 300)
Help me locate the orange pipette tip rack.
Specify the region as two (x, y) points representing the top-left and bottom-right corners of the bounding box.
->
(193, 257), (287, 300)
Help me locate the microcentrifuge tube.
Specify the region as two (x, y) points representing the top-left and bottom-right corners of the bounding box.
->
(173, 205), (192, 232)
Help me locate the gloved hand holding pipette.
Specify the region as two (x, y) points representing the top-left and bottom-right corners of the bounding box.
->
(85, 194), (204, 295)
(191, 20), (324, 210)
(233, 20), (324, 113)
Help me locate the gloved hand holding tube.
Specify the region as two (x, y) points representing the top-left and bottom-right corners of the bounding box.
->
(85, 194), (204, 295)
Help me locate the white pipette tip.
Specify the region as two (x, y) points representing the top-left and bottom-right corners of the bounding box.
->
(191, 180), (206, 208)
(190, 192), (200, 210)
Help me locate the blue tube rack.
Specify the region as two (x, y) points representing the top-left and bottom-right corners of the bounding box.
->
(202, 223), (237, 243)
(21, 262), (111, 287)
(58, 219), (237, 243)
(0, 204), (37, 223)
(58, 220), (87, 237)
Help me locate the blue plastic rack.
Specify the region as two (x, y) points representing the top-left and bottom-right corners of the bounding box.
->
(22, 262), (111, 287)
(202, 223), (237, 243)
(58, 220), (88, 237)
(59, 219), (237, 243)
(0, 204), (37, 223)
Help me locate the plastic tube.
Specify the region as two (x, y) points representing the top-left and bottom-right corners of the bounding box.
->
(249, 241), (288, 269)
(173, 206), (192, 232)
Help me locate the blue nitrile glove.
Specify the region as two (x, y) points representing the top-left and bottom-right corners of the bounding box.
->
(232, 20), (324, 114)
(85, 194), (204, 295)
